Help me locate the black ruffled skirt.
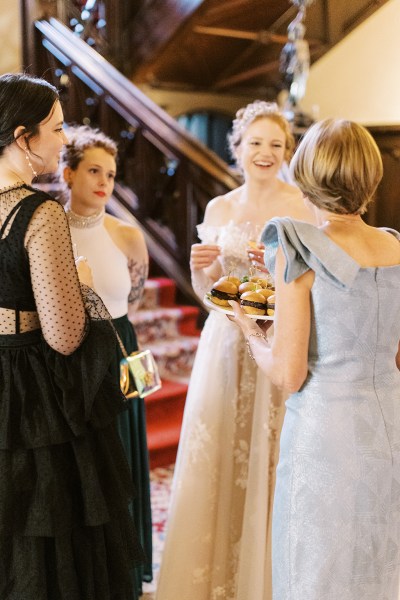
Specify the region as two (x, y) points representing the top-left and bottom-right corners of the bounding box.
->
(0, 323), (145, 600)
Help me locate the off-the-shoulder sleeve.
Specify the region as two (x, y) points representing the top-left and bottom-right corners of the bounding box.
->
(261, 217), (361, 289)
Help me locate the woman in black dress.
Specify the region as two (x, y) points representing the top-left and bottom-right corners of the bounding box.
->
(0, 73), (144, 599)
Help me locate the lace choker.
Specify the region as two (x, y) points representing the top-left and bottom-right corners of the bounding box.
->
(65, 205), (105, 229)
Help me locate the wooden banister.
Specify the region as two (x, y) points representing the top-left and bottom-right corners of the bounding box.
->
(30, 17), (241, 305)
(35, 18), (239, 189)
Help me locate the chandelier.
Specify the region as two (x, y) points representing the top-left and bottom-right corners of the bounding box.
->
(280, 0), (316, 108)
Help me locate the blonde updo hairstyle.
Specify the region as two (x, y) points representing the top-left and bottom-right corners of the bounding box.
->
(228, 100), (295, 166)
(291, 118), (383, 215)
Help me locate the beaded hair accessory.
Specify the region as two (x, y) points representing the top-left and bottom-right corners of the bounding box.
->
(228, 100), (289, 160)
(233, 101), (281, 138)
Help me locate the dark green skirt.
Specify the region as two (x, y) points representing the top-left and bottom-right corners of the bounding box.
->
(112, 315), (153, 596)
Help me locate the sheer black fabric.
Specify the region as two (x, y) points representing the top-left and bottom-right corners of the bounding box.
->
(0, 185), (145, 599)
(0, 184), (87, 352)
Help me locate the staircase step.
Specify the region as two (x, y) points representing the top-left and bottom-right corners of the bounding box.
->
(177, 306), (201, 336)
(140, 277), (177, 310)
(131, 308), (179, 342)
(130, 306), (200, 345)
(137, 277), (201, 468)
(147, 336), (199, 379)
(145, 379), (188, 468)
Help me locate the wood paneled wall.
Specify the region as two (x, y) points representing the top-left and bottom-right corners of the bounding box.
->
(366, 126), (400, 232)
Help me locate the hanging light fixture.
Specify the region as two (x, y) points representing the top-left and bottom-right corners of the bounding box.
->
(280, 0), (316, 111)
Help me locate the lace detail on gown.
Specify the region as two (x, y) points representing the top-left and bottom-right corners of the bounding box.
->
(197, 220), (263, 279)
(156, 221), (285, 600)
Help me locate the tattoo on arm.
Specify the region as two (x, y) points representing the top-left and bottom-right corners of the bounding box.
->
(128, 259), (149, 306)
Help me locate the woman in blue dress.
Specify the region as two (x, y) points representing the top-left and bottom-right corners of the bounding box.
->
(230, 118), (400, 599)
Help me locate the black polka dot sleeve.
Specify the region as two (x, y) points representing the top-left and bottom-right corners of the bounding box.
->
(25, 200), (88, 355)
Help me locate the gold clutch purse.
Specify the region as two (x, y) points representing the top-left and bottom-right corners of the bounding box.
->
(78, 287), (161, 400)
(120, 348), (162, 399)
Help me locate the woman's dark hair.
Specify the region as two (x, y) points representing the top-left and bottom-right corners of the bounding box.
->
(0, 73), (59, 156)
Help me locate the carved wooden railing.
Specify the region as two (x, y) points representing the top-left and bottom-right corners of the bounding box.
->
(22, 0), (205, 78)
(24, 16), (240, 304)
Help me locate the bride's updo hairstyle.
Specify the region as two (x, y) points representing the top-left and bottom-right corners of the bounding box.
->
(228, 100), (295, 165)
(291, 118), (383, 215)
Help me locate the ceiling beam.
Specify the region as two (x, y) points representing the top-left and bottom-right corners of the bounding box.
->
(216, 42), (263, 81)
(322, 0), (342, 45)
(204, 0), (257, 21)
(193, 25), (289, 44)
(343, 0), (387, 34)
(215, 43), (325, 90)
(268, 5), (298, 32)
(215, 59), (282, 90)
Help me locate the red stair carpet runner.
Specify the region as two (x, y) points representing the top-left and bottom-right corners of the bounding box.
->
(129, 278), (201, 468)
(129, 279), (201, 597)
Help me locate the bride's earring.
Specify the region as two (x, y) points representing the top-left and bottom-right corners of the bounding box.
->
(24, 146), (38, 179)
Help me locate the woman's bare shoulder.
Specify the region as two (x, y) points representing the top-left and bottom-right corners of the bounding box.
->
(276, 181), (301, 202)
(278, 183), (315, 223)
(369, 225), (400, 254)
(104, 214), (147, 256)
(204, 187), (242, 225)
(105, 213), (140, 235)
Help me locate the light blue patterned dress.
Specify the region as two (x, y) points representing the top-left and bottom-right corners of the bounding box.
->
(262, 217), (400, 600)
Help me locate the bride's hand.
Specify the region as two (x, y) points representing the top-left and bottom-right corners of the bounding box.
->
(190, 243), (220, 271)
(247, 243), (268, 273)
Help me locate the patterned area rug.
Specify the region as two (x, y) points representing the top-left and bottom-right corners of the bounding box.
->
(141, 465), (174, 599)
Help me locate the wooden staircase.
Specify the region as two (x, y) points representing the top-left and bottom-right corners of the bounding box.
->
(131, 278), (202, 468)
(24, 14), (233, 471)
(28, 17), (239, 308)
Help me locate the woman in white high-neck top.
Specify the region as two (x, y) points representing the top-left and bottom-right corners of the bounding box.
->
(61, 125), (152, 600)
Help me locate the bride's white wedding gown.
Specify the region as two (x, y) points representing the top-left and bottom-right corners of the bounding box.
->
(156, 221), (286, 600)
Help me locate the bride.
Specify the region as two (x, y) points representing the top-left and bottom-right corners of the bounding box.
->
(156, 101), (313, 600)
